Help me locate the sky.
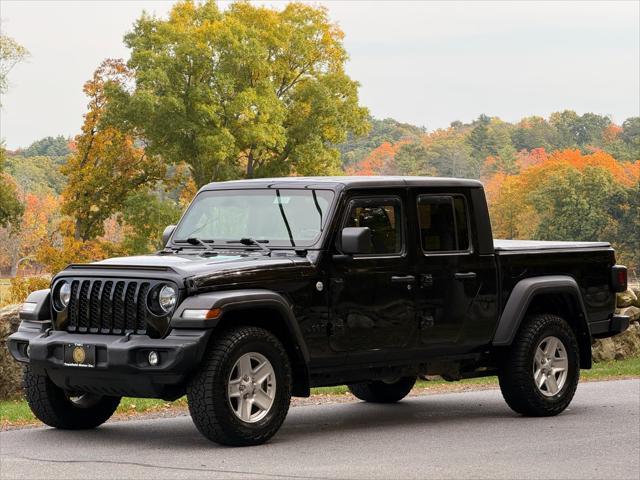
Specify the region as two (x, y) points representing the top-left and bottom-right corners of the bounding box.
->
(0, 0), (638, 149)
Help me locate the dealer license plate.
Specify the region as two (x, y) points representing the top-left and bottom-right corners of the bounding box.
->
(63, 343), (96, 368)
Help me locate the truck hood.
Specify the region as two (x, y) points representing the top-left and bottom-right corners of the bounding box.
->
(92, 253), (306, 279)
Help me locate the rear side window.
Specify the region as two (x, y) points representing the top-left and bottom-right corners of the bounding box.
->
(417, 195), (470, 253)
(344, 198), (403, 255)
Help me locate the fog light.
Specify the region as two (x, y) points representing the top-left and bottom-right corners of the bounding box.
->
(148, 351), (159, 366)
(26, 344), (31, 358)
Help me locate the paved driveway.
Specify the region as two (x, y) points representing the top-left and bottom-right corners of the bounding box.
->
(1, 379), (638, 479)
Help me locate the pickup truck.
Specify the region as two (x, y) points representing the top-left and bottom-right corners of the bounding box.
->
(8, 176), (629, 446)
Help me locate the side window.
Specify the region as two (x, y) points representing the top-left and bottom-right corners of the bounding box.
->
(344, 198), (403, 255)
(417, 195), (470, 253)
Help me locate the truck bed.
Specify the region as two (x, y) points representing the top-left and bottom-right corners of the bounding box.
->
(494, 239), (611, 253)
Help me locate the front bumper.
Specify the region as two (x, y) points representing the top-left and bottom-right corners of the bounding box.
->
(8, 321), (211, 399)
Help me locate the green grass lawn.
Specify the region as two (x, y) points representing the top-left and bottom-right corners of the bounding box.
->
(2, 357), (639, 426)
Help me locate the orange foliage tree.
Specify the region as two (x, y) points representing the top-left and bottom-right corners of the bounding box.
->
(485, 149), (639, 268)
(346, 141), (407, 175)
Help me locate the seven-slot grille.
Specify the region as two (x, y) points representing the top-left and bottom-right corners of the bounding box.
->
(64, 278), (155, 335)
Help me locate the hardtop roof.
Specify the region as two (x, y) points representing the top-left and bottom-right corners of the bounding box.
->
(200, 176), (483, 191)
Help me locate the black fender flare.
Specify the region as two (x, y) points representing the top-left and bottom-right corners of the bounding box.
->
(492, 276), (592, 366)
(170, 289), (310, 365)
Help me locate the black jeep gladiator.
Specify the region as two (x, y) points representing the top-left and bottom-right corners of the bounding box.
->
(9, 176), (629, 446)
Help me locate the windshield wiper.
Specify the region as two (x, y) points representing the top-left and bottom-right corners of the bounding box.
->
(174, 237), (216, 251)
(226, 238), (271, 256)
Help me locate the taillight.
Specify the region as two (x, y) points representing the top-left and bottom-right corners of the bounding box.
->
(611, 265), (628, 293)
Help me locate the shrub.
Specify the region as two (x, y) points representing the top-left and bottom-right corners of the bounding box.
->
(6, 276), (51, 305)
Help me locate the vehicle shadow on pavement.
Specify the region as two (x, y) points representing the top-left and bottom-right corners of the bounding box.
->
(19, 393), (588, 450)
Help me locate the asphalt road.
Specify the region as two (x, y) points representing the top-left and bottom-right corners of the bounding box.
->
(1, 379), (638, 480)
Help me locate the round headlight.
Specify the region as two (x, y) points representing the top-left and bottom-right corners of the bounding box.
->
(59, 282), (71, 308)
(158, 285), (177, 313)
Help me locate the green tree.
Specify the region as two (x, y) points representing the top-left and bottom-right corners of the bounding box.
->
(119, 189), (183, 254)
(620, 117), (640, 159)
(529, 165), (626, 242)
(616, 181), (640, 270)
(393, 142), (434, 176)
(511, 116), (559, 152)
(549, 110), (612, 150)
(468, 114), (492, 162)
(337, 117), (424, 167)
(467, 115), (516, 175)
(21, 136), (71, 160)
(4, 155), (66, 195)
(425, 132), (477, 178)
(107, 0), (369, 186)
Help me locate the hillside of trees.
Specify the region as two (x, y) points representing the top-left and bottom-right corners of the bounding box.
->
(0, 0), (638, 280)
(2, 110), (638, 277)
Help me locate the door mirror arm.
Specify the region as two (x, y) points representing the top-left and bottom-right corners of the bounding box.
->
(331, 253), (353, 263)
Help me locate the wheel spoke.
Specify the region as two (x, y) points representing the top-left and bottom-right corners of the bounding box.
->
(253, 389), (273, 411)
(538, 372), (547, 389)
(534, 348), (545, 367)
(238, 355), (252, 378)
(544, 337), (558, 357)
(546, 373), (559, 394)
(228, 379), (242, 398)
(552, 355), (568, 370)
(241, 397), (253, 421)
(253, 360), (274, 384)
(534, 369), (544, 387)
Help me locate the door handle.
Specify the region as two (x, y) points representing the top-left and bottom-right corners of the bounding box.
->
(455, 272), (477, 281)
(391, 275), (416, 283)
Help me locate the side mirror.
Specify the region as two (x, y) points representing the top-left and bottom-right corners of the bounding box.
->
(162, 225), (177, 247)
(341, 227), (372, 255)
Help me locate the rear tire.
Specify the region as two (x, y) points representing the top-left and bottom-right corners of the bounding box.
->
(498, 313), (580, 416)
(187, 326), (292, 446)
(348, 376), (416, 403)
(23, 366), (120, 429)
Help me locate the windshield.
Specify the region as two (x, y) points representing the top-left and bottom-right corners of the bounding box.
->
(173, 189), (335, 248)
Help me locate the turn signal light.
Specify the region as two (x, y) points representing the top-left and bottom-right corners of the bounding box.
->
(181, 308), (222, 320)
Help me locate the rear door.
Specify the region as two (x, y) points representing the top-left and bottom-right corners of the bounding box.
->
(329, 192), (417, 353)
(413, 191), (495, 348)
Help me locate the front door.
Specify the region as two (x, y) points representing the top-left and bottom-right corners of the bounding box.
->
(329, 194), (416, 353)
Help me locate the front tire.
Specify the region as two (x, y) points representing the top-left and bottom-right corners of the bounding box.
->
(498, 313), (580, 416)
(348, 376), (416, 403)
(23, 366), (120, 429)
(187, 326), (292, 446)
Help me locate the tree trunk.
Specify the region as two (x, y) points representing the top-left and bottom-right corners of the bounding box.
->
(246, 150), (254, 179)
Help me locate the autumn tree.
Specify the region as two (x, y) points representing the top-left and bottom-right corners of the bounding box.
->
(0, 33), (28, 227)
(62, 59), (168, 241)
(106, 0), (369, 186)
(346, 141), (405, 175)
(485, 149), (639, 269)
(0, 33), (29, 103)
(0, 147), (23, 227)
